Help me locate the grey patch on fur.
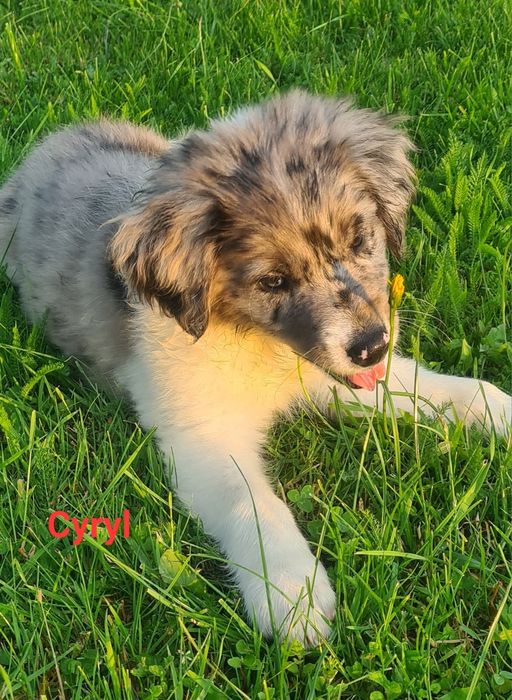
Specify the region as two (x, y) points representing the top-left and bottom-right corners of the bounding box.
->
(332, 262), (369, 302)
(0, 119), (169, 376)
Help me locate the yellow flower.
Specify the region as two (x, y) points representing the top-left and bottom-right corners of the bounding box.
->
(390, 273), (405, 308)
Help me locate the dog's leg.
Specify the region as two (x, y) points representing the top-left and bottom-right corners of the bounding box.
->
(308, 354), (511, 436)
(159, 429), (336, 645)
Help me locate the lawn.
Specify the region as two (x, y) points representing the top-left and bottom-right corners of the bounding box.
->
(0, 1), (511, 698)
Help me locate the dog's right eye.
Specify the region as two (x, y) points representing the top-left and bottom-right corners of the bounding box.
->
(351, 232), (365, 253)
(259, 274), (289, 293)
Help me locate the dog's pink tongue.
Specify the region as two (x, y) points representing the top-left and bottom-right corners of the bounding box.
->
(349, 362), (386, 391)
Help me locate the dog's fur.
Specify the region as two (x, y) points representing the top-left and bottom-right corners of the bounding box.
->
(1, 91), (510, 645)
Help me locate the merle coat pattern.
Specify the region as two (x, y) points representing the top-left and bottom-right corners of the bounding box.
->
(1, 91), (510, 644)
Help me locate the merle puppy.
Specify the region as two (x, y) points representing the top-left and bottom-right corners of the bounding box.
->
(1, 91), (510, 644)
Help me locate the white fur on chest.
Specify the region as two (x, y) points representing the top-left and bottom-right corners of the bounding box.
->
(116, 308), (315, 449)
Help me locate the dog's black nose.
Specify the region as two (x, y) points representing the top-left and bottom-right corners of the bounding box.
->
(347, 326), (389, 367)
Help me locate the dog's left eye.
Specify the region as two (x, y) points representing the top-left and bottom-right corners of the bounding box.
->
(259, 274), (289, 292)
(352, 233), (365, 253)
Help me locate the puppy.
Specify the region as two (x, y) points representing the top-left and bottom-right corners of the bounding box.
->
(1, 91), (510, 645)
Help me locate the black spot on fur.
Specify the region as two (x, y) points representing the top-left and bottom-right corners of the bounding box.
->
(0, 196), (17, 215)
(301, 259), (313, 282)
(334, 288), (352, 308)
(303, 171), (319, 203)
(199, 201), (232, 244)
(159, 285), (209, 339)
(304, 224), (334, 256)
(147, 205), (175, 242)
(353, 189), (369, 203)
(174, 134), (210, 164)
(273, 293), (321, 359)
(396, 177), (414, 194)
(350, 213), (365, 232)
(198, 201), (252, 256)
(313, 138), (349, 170)
(219, 165), (261, 195)
(222, 236), (252, 256)
(106, 259), (128, 303)
(224, 263), (247, 290)
(366, 150), (389, 167)
(286, 157), (306, 177)
(239, 146), (262, 168)
(204, 167), (221, 181)
(157, 286), (185, 318)
(270, 117), (288, 143)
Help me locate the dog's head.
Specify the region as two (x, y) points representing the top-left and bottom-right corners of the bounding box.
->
(110, 90), (415, 382)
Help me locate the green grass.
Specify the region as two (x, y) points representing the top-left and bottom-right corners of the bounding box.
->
(0, 0), (511, 698)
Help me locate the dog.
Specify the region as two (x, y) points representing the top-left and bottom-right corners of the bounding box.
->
(1, 91), (510, 646)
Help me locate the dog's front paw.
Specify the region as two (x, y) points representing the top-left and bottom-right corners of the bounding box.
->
(240, 551), (336, 646)
(454, 379), (511, 437)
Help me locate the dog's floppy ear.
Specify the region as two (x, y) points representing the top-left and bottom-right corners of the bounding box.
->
(109, 193), (220, 339)
(361, 126), (416, 259)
